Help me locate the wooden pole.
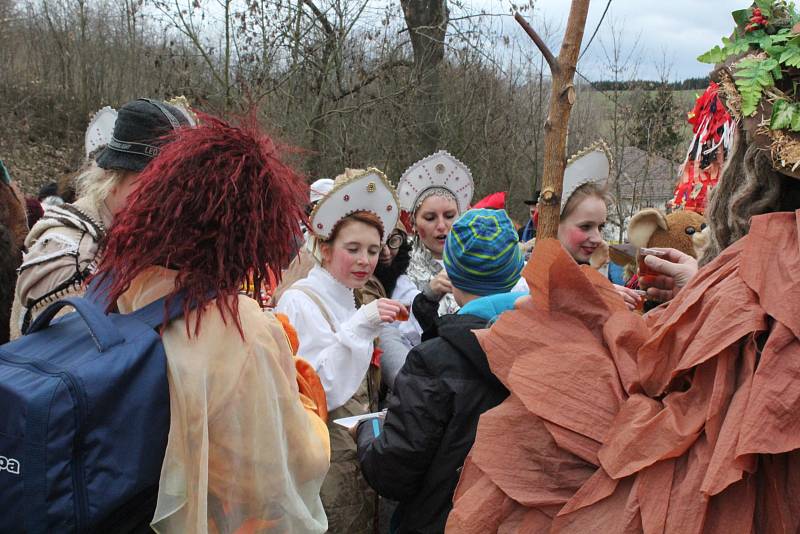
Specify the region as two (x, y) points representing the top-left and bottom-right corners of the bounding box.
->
(515, 1), (591, 241)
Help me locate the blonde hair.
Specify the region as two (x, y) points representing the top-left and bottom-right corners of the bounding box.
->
(75, 162), (129, 207)
(560, 182), (610, 221)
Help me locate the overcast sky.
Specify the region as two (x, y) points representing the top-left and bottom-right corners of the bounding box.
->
(468, 0), (743, 81)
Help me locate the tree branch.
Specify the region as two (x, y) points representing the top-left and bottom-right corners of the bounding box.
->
(514, 12), (558, 75)
(333, 59), (413, 101)
(301, 0), (334, 37)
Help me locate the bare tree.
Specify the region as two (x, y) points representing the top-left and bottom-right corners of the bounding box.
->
(514, 0), (592, 240)
(597, 17), (645, 241)
(401, 0), (448, 153)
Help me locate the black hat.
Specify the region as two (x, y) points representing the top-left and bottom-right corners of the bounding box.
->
(523, 190), (541, 206)
(96, 98), (191, 172)
(37, 182), (59, 200)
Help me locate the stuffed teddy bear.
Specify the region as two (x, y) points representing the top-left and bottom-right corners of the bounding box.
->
(627, 208), (708, 259)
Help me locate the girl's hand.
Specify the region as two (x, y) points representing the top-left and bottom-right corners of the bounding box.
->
(614, 284), (643, 311)
(375, 299), (407, 323)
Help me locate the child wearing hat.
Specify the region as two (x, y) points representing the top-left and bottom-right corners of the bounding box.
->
(354, 208), (525, 533)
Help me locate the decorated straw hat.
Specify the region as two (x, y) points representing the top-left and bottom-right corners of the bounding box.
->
(700, 1), (800, 177)
(309, 168), (399, 245)
(397, 151), (474, 215)
(561, 140), (612, 213)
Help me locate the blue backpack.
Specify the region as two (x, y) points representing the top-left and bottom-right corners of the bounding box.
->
(0, 293), (183, 533)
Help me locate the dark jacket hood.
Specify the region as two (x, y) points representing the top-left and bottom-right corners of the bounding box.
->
(423, 291), (524, 386)
(425, 313), (500, 386)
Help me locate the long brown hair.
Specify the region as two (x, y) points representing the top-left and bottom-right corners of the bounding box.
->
(701, 132), (784, 265)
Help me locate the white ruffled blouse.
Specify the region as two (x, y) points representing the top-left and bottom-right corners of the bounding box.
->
(277, 265), (382, 411)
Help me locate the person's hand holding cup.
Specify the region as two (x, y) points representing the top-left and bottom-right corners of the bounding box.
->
(375, 298), (408, 323)
(614, 285), (645, 311)
(638, 247), (699, 303)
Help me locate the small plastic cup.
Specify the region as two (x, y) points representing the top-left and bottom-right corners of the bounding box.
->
(632, 289), (647, 312)
(396, 307), (409, 322)
(637, 248), (667, 279)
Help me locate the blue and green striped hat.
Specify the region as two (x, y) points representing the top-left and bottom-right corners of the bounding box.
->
(443, 208), (524, 296)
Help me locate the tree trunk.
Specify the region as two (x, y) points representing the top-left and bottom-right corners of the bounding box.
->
(516, 1), (591, 241)
(302, 0), (336, 173)
(401, 0), (448, 154)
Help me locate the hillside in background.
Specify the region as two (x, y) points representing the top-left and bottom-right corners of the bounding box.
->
(0, 0), (701, 224)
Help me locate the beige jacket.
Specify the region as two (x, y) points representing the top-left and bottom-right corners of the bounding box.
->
(9, 196), (110, 338)
(118, 267), (330, 533)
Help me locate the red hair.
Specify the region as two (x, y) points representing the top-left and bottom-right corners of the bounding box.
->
(94, 112), (308, 336)
(325, 210), (384, 244)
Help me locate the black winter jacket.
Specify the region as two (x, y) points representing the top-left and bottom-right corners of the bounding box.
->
(356, 312), (509, 533)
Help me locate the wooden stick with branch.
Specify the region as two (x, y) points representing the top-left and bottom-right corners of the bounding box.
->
(515, 1), (591, 241)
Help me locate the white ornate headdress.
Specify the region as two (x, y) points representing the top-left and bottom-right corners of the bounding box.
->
(561, 141), (612, 213)
(397, 151), (474, 215)
(84, 106), (117, 158)
(309, 168), (399, 245)
(166, 96), (198, 127)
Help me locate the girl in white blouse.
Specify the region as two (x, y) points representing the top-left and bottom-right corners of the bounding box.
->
(276, 168), (404, 534)
(277, 210), (403, 410)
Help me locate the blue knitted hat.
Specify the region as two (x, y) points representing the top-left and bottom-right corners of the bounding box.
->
(443, 208), (524, 296)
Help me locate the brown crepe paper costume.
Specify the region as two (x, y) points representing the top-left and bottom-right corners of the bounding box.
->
(447, 211), (800, 532)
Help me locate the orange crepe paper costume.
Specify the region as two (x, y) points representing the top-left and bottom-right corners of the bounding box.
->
(447, 211), (800, 533)
(275, 312), (329, 422)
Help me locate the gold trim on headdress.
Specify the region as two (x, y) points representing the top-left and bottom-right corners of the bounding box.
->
(309, 168), (400, 244)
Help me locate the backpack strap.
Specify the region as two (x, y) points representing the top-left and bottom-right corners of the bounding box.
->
(28, 297), (124, 352)
(85, 273), (196, 330)
(293, 287), (336, 333)
(130, 292), (190, 330)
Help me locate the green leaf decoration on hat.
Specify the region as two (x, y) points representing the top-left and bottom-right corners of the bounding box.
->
(769, 98), (800, 131)
(695, 1), (800, 177)
(778, 39), (800, 65)
(698, 46), (727, 64)
(698, 1), (800, 120)
(755, 0), (774, 18)
(734, 57), (778, 116)
(771, 99), (795, 129)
